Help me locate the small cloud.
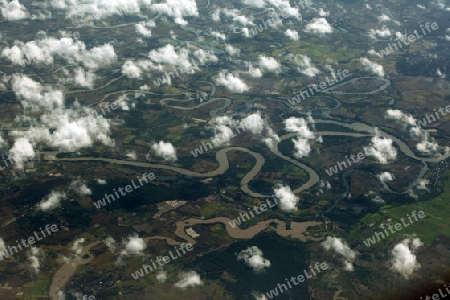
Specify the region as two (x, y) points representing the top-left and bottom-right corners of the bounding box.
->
(39, 191), (66, 211)
(174, 271), (203, 288)
(237, 246), (271, 272)
(151, 141), (177, 162)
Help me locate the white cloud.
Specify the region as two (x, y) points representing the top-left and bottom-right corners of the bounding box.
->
(304, 18), (333, 34)
(360, 57), (384, 77)
(273, 184), (299, 211)
(69, 180), (92, 196)
(174, 271), (203, 288)
(390, 238), (422, 278)
(289, 54), (320, 77)
(240, 113), (265, 135)
(284, 117), (317, 158)
(125, 236), (146, 255)
(74, 67), (96, 89)
(378, 172), (395, 184)
(151, 0), (198, 25)
(27, 247), (42, 274)
(151, 141), (177, 161)
(135, 20), (155, 37)
(156, 270), (168, 283)
(237, 246), (271, 272)
(215, 71), (249, 93)
(322, 236), (356, 271)
(1, 35), (117, 70)
(8, 137), (35, 169)
(52, 0), (152, 22)
(39, 190), (67, 211)
(368, 25), (392, 39)
(385, 109), (446, 155)
(71, 238), (85, 255)
(225, 44), (240, 57)
(385, 110), (417, 127)
(258, 56), (280, 72)
(11, 75), (64, 110)
(121, 60), (145, 79)
(243, 0), (300, 19)
(148, 44), (194, 70)
(284, 29), (299, 41)
(363, 134), (397, 164)
(0, 0), (29, 21)
(284, 117), (314, 139)
(192, 48), (218, 65)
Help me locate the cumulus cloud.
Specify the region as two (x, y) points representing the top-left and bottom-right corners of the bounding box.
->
(0, 0), (29, 21)
(284, 117), (315, 139)
(385, 109), (446, 155)
(322, 236), (356, 271)
(243, 0), (300, 19)
(225, 44), (240, 57)
(2, 35), (117, 70)
(284, 117), (317, 158)
(174, 271), (203, 288)
(151, 141), (177, 161)
(390, 238), (422, 278)
(39, 190), (67, 211)
(385, 109), (417, 127)
(157, 270), (168, 283)
(52, 0), (152, 23)
(363, 134), (397, 164)
(211, 116), (237, 146)
(273, 184), (299, 211)
(304, 18), (333, 34)
(288, 54), (320, 77)
(192, 48), (218, 65)
(360, 57), (384, 77)
(73, 67), (96, 89)
(8, 137), (35, 169)
(415, 179), (430, 191)
(237, 246), (271, 272)
(215, 71), (249, 93)
(27, 247), (42, 274)
(378, 172), (395, 184)
(9, 76), (114, 154)
(124, 236), (146, 255)
(258, 56), (280, 72)
(71, 238), (85, 255)
(236, 112), (279, 148)
(69, 180), (92, 196)
(240, 112), (265, 135)
(285, 29), (299, 40)
(11, 75), (64, 110)
(135, 20), (155, 37)
(151, 0), (198, 25)
(12, 106), (115, 153)
(148, 44), (195, 71)
(368, 25), (392, 39)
